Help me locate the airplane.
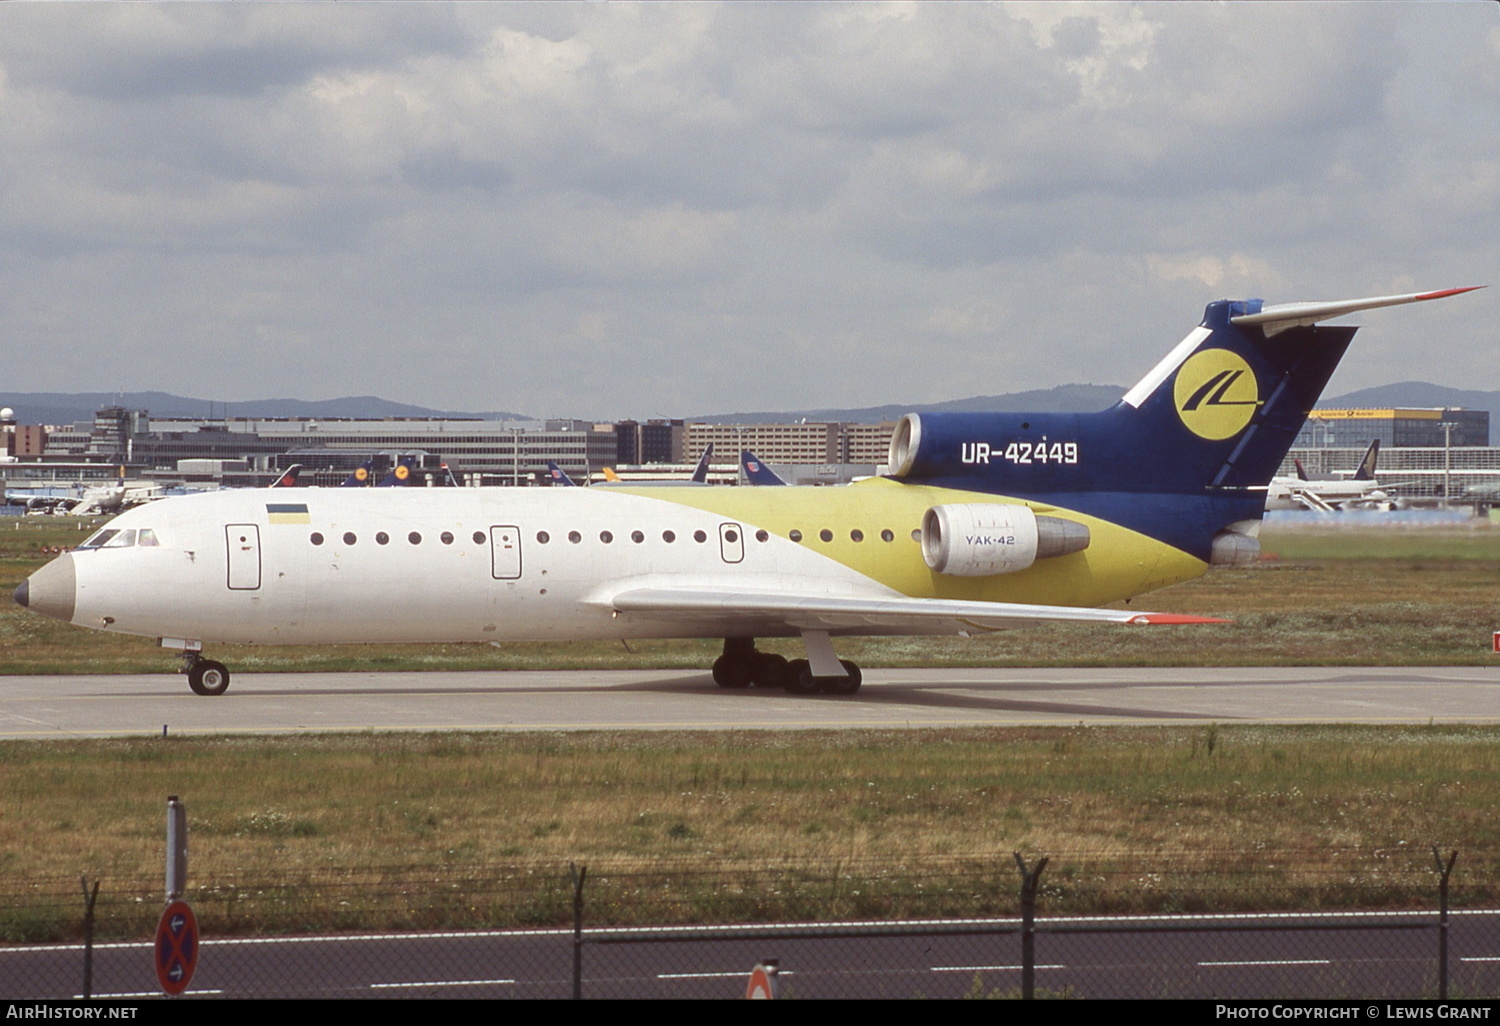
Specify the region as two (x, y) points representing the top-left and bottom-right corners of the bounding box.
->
(594, 445), (716, 487)
(269, 465), (303, 488)
(1264, 439), (1389, 511)
(340, 461), (374, 487)
(13, 286), (1480, 698)
(691, 444), (713, 484)
(377, 454), (419, 487)
(546, 461), (579, 487)
(741, 450), (787, 486)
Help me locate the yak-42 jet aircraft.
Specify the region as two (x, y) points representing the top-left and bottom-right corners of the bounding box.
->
(14, 287), (1480, 697)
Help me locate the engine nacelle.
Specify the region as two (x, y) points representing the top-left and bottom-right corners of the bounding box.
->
(921, 504), (1090, 577)
(1206, 525), (1254, 564)
(887, 413), (923, 478)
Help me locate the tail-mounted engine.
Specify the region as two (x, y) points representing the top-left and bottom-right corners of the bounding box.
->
(921, 503), (1090, 577)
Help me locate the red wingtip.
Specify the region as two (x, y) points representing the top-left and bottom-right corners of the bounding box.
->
(1415, 286), (1485, 301)
(1129, 613), (1232, 625)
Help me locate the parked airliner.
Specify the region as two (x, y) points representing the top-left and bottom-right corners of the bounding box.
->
(14, 287), (1480, 697)
(1265, 440), (1389, 511)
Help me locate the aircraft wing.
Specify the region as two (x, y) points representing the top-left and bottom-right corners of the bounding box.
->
(604, 587), (1224, 637)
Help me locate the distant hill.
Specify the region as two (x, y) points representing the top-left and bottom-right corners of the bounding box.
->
(6, 380), (1495, 431)
(1, 392), (527, 428)
(1320, 382), (1500, 415)
(698, 381), (1500, 425)
(689, 384), (1128, 424)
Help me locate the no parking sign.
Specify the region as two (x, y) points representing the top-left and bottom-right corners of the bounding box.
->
(155, 899), (199, 996)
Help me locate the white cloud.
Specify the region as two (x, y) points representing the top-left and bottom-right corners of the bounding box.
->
(0, 2), (1493, 417)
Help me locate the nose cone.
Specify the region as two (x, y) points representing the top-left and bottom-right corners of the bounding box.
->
(16, 552), (76, 623)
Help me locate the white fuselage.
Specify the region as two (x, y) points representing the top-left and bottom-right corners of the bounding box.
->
(63, 488), (901, 646)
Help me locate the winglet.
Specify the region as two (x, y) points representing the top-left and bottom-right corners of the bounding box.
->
(1230, 286), (1483, 335)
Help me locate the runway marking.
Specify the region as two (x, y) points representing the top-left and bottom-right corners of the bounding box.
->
(9, 908), (1493, 954)
(658, 970), (796, 980)
(933, 964), (1065, 972)
(371, 978), (515, 989)
(1200, 959), (1332, 967)
(82, 990), (224, 998)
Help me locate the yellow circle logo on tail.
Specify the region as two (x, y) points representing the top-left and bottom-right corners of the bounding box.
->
(1173, 349), (1260, 440)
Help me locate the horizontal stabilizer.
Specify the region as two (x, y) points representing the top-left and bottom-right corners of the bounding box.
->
(1230, 287), (1482, 334)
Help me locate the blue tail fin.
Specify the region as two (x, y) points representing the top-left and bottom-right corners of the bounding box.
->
(691, 444), (714, 484)
(741, 450), (787, 486)
(377, 455), (418, 487)
(340, 461), (373, 487)
(885, 288), (1480, 560)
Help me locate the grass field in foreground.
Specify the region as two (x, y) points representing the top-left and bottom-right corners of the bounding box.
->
(3, 519), (1498, 673)
(2, 726), (1496, 940)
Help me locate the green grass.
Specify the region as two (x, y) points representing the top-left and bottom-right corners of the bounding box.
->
(2, 726), (1497, 940)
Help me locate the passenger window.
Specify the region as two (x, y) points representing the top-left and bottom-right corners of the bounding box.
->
(472, 532), (485, 545)
(693, 530), (707, 543)
(662, 530), (676, 543)
(537, 531), (550, 544)
(344, 532), (357, 545)
(789, 530), (802, 542)
(881, 529), (894, 542)
(441, 532), (454, 545)
(568, 531), (582, 544)
(819, 529), (833, 543)
(311, 532), (324, 546)
(600, 531), (613, 544)
(755, 530), (769, 542)
(409, 532), (422, 545)
(631, 530), (644, 543)
(850, 530), (864, 542)
(376, 532), (390, 545)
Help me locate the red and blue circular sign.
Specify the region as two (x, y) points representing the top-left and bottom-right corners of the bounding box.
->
(155, 900), (199, 995)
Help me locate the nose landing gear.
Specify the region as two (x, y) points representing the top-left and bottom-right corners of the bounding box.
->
(181, 652), (231, 696)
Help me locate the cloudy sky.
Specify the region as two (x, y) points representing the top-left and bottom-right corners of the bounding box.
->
(0, 3), (1495, 420)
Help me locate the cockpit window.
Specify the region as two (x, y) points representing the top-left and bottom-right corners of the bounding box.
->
(102, 529), (137, 548)
(137, 529), (160, 547)
(76, 529), (119, 550)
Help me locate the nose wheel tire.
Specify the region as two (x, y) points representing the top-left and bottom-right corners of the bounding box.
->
(187, 659), (230, 696)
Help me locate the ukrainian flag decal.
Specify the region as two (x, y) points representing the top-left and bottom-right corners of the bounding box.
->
(266, 503), (311, 525)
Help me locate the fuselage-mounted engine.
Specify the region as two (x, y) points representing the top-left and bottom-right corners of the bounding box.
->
(920, 503), (1090, 577)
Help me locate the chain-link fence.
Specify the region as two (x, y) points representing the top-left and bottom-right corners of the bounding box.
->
(2, 849), (1494, 999)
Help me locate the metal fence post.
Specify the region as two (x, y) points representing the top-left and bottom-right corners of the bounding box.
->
(569, 862), (587, 1000)
(1432, 847), (1457, 1000)
(79, 876), (99, 1000)
(1013, 853), (1048, 1000)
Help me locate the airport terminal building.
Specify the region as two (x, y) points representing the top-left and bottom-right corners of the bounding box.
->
(6, 402), (1500, 505)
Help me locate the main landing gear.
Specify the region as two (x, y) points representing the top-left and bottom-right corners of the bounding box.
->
(711, 637), (862, 696)
(180, 651), (231, 696)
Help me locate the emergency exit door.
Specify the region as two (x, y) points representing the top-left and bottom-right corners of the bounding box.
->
(490, 525), (522, 579)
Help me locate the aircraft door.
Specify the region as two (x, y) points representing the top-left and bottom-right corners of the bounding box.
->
(490, 525), (522, 580)
(225, 524), (262, 590)
(719, 522), (744, 564)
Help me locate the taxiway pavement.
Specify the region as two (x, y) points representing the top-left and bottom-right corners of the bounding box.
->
(1, 666), (1497, 738)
